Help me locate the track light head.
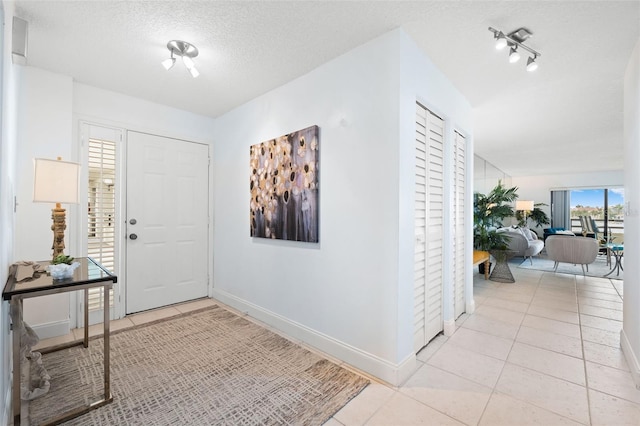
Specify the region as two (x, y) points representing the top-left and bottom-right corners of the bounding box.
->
(509, 47), (521, 63)
(526, 56), (538, 72)
(495, 32), (508, 50)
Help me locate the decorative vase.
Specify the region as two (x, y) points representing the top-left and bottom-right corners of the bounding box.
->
(48, 262), (80, 280)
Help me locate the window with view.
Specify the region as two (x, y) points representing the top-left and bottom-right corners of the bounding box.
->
(570, 188), (624, 243)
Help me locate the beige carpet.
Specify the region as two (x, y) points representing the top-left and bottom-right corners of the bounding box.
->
(29, 305), (369, 425)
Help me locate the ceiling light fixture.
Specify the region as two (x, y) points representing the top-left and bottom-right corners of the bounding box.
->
(488, 27), (541, 71)
(162, 40), (199, 78)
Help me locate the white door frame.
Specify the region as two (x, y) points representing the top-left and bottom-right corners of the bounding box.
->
(75, 121), (127, 326)
(74, 120), (214, 327)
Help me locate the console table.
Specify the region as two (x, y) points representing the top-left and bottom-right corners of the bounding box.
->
(473, 250), (490, 280)
(2, 257), (117, 425)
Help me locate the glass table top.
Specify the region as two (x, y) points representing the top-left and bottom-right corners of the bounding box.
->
(3, 257), (117, 300)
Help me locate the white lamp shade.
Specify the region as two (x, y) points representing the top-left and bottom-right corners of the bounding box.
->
(516, 200), (534, 211)
(161, 57), (176, 70)
(33, 158), (81, 204)
(509, 47), (521, 63)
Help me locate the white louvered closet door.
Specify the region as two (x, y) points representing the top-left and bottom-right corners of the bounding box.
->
(414, 103), (444, 352)
(453, 131), (467, 318)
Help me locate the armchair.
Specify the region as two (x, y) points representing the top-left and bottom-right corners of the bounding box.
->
(545, 235), (598, 275)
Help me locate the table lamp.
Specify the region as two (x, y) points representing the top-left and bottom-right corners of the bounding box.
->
(33, 157), (81, 260)
(515, 200), (534, 226)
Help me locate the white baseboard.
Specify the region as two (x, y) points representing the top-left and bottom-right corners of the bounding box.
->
(443, 319), (456, 337)
(211, 289), (417, 386)
(466, 299), (476, 315)
(30, 320), (70, 340)
(620, 329), (640, 389)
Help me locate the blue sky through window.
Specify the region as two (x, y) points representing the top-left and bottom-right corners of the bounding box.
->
(570, 188), (624, 208)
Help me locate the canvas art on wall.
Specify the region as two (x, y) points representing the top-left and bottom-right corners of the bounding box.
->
(250, 125), (319, 242)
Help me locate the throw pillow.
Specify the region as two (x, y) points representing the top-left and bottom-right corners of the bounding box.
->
(521, 227), (535, 241)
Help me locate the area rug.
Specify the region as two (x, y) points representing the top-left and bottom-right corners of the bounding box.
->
(28, 305), (369, 425)
(515, 253), (623, 280)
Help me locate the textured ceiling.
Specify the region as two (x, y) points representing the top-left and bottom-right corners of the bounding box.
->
(13, 0), (640, 177)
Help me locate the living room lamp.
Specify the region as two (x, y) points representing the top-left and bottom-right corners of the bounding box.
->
(33, 157), (81, 261)
(516, 200), (535, 226)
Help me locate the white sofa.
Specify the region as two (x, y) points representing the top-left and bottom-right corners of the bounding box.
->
(497, 227), (545, 264)
(545, 235), (599, 275)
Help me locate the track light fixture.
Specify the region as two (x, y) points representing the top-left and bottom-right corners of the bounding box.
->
(488, 27), (541, 71)
(162, 40), (199, 78)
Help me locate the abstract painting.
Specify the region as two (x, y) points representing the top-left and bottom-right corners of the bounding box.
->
(250, 125), (319, 242)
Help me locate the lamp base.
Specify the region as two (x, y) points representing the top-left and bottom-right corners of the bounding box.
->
(51, 205), (66, 260)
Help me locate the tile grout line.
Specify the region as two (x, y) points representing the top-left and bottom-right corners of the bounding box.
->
(475, 274), (541, 426)
(577, 274), (594, 426)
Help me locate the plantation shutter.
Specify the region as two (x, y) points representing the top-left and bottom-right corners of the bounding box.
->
(414, 103), (444, 352)
(453, 131), (466, 318)
(87, 137), (117, 313)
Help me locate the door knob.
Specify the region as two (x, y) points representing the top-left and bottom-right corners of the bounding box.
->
(129, 218), (137, 225)
(129, 233), (138, 240)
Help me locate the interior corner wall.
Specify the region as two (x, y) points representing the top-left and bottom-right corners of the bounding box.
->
(211, 28), (473, 384)
(622, 37), (640, 387)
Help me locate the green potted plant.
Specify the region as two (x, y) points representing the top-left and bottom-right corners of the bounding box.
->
(515, 202), (550, 235)
(473, 181), (519, 272)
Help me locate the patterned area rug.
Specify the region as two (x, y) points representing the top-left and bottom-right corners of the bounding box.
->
(515, 253), (623, 280)
(29, 306), (369, 425)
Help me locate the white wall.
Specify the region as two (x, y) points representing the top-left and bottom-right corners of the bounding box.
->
(211, 29), (472, 384)
(1, 1), (18, 421)
(14, 67), (75, 335)
(73, 83), (216, 145)
(622, 38), (640, 387)
(212, 30), (402, 382)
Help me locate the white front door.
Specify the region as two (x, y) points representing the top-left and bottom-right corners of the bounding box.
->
(125, 131), (209, 314)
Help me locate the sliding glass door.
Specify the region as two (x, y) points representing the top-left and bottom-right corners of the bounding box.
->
(569, 188), (625, 242)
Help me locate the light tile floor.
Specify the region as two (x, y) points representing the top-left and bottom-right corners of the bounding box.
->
(32, 268), (639, 425)
(328, 268), (640, 426)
